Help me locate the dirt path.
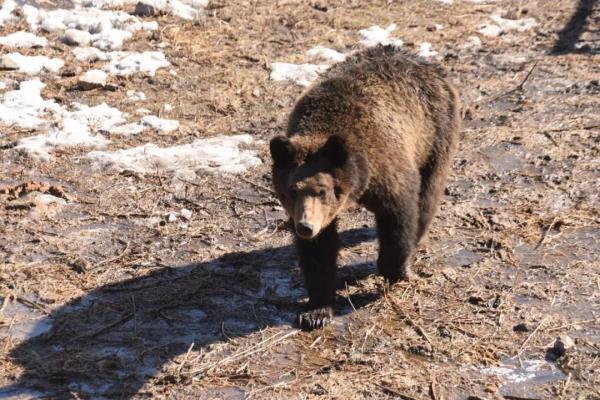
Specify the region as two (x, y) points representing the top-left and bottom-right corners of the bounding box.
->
(0, 0), (598, 399)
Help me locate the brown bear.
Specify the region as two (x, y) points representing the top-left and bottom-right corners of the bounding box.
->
(270, 45), (461, 330)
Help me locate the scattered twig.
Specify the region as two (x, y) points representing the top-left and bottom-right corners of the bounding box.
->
(516, 60), (539, 91)
(545, 318), (598, 333)
(373, 382), (417, 400)
(240, 176), (275, 195)
(188, 329), (298, 376)
(429, 371), (440, 400)
(15, 296), (49, 314)
(70, 313), (134, 343)
(513, 316), (548, 359)
(534, 217), (558, 250)
(389, 298), (433, 345)
(91, 242), (131, 271)
(487, 60), (539, 102)
(177, 342), (195, 375)
(560, 372), (572, 398)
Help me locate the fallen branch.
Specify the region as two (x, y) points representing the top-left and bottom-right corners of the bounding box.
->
(513, 316), (548, 359)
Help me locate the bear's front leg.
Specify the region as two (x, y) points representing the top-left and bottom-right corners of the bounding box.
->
(294, 221), (340, 330)
(375, 193), (419, 283)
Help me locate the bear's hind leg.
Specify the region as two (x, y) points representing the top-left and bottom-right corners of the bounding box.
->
(375, 191), (419, 283)
(295, 221), (340, 330)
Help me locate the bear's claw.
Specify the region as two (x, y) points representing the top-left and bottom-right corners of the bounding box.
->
(296, 307), (333, 331)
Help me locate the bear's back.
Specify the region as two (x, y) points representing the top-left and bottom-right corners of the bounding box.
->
(287, 45), (460, 171)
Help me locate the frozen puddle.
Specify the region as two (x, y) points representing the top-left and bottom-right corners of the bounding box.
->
(479, 359), (564, 395)
(0, 296), (52, 341)
(87, 134), (262, 175)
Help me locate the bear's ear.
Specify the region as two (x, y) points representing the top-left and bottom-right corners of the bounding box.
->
(270, 136), (296, 166)
(323, 135), (348, 167)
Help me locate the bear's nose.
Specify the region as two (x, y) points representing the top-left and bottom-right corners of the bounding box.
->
(296, 221), (314, 238)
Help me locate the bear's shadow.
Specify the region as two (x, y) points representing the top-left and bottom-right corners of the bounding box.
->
(2, 227), (379, 398)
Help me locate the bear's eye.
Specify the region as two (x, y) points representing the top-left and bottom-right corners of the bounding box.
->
(318, 189), (327, 199)
(334, 186), (342, 199)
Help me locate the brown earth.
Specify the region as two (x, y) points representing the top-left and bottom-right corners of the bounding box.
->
(0, 0), (598, 399)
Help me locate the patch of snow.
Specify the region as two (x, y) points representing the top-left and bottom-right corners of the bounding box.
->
(479, 14), (538, 37)
(79, 69), (108, 88)
(24, 5), (157, 50)
(270, 62), (329, 86)
(180, 208), (192, 220)
(35, 193), (68, 206)
(0, 31), (47, 48)
(0, 79), (56, 129)
(61, 28), (92, 46)
(88, 0), (209, 20)
(0, 82), (6, 90)
(105, 51), (170, 76)
(141, 115), (179, 133)
(306, 46), (347, 63)
(15, 102), (125, 159)
(91, 28), (133, 50)
(463, 35), (482, 49)
(87, 134), (262, 174)
(418, 42), (438, 58)
(358, 24), (403, 47)
(163, 103), (173, 112)
(127, 90), (146, 101)
(435, 0), (453, 4)
(0, 53), (64, 75)
(73, 46), (109, 62)
(478, 24), (502, 37)
(0, 0), (17, 25)
(491, 14), (538, 32)
(109, 123), (145, 136)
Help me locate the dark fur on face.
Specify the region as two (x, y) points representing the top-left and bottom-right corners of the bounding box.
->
(270, 134), (368, 239)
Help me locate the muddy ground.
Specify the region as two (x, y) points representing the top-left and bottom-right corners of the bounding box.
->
(0, 0), (599, 399)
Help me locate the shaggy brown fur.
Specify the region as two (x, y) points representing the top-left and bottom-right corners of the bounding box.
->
(270, 45), (461, 330)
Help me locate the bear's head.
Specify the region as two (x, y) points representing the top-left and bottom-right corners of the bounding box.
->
(270, 134), (368, 240)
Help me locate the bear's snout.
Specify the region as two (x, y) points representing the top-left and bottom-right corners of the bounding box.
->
(296, 221), (316, 239)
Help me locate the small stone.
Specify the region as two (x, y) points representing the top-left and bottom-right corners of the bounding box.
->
(61, 67), (80, 77)
(78, 69), (107, 90)
(513, 323), (530, 332)
(468, 295), (484, 305)
(252, 88), (261, 97)
(61, 29), (91, 46)
(164, 103), (173, 112)
(134, 2), (156, 17)
(180, 208), (192, 220)
(437, 325), (453, 338)
(166, 212), (177, 223)
(552, 335), (575, 357)
(484, 382), (498, 393)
